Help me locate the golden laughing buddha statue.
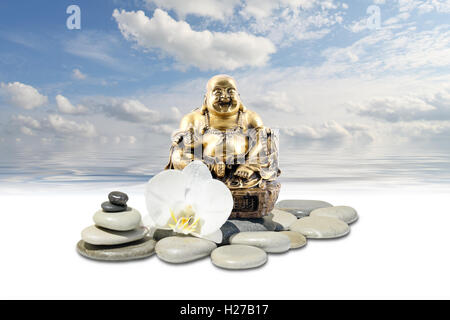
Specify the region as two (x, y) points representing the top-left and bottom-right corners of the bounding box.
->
(166, 75), (281, 218)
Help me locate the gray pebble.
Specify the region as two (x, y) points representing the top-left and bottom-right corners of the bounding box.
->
(101, 201), (127, 213)
(228, 219), (267, 232)
(81, 225), (148, 245)
(280, 231), (307, 249)
(271, 209), (298, 230)
(76, 236), (156, 261)
(152, 228), (176, 241)
(211, 245), (267, 270)
(290, 216), (350, 239)
(155, 236), (217, 264)
(108, 191), (129, 206)
(310, 206), (358, 224)
(275, 200), (332, 218)
(93, 207), (141, 231)
(229, 231), (291, 253)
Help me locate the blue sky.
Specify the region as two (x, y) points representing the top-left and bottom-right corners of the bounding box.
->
(0, 0), (450, 183)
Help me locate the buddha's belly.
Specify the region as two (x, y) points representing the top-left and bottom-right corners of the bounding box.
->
(202, 133), (248, 159)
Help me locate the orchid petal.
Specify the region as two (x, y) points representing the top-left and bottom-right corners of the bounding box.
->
(182, 160), (212, 198)
(189, 179), (233, 236)
(144, 169), (187, 227)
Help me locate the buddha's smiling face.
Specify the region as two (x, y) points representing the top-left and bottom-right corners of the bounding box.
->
(206, 76), (240, 115)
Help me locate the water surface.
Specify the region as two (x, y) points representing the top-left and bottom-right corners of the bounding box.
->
(1, 141), (450, 191)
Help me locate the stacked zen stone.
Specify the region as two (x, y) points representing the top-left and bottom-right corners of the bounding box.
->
(76, 194), (358, 268)
(152, 199), (358, 270)
(76, 191), (154, 261)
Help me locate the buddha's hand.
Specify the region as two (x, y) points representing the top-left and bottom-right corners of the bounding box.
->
(235, 165), (254, 180)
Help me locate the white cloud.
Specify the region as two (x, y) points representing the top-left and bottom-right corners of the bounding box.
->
(240, 0), (279, 20)
(49, 95), (182, 140)
(396, 0), (450, 14)
(146, 124), (176, 135)
(418, 0), (450, 13)
(0, 82), (48, 109)
(240, 0), (337, 20)
(349, 87), (450, 122)
(99, 98), (161, 123)
(281, 120), (351, 141)
(72, 68), (86, 80)
(324, 25), (450, 73)
(143, 1), (342, 46)
(20, 126), (35, 136)
(112, 9), (276, 71)
(384, 12), (410, 26)
(246, 90), (297, 112)
(47, 114), (97, 138)
(392, 121), (450, 141)
(112, 135), (138, 144)
(129, 135), (137, 144)
(12, 114), (41, 129)
(397, 0), (422, 12)
(350, 96), (434, 122)
(145, 0), (241, 20)
(63, 32), (120, 68)
(241, 0), (343, 45)
(56, 95), (88, 115)
(10, 113), (97, 139)
(145, 0), (339, 23)
(170, 106), (183, 120)
(348, 1), (428, 33)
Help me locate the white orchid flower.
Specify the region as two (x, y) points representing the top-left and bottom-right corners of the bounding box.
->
(144, 160), (233, 243)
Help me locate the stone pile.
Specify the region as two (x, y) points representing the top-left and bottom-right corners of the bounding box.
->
(76, 191), (155, 261)
(77, 196), (358, 269)
(152, 199), (358, 270)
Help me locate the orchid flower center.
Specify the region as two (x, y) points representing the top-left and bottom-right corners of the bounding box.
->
(168, 205), (200, 235)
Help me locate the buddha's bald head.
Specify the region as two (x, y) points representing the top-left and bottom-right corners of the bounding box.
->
(205, 74), (241, 115)
(206, 74), (238, 92)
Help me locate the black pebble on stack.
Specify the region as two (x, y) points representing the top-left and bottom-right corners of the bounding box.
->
(101, 191), (129, 212)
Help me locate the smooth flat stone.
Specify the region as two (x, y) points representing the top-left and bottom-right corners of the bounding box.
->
(81, 225), (148, 245)
(262, 215), (284, 231)
(93, 207), (141, 231)
(101, 201), (127, 213)
(220, 221), (241, 244)
(275, 200), (332, 218)
(76, 237), (156, 261)
(229, 231), (290, 253)
(310, 206), (358, 224)
(211, 245), (267, 270)
(220, 218), (283, 244)
(151, 228), (176, 241)
(290, 216), (350, 239)
(155, 236), (217, 264)
(271, 209), (298, 230)
(280, 231), (307, 249)
(228, 219), (267, 232)
(108, 191), (129, 206)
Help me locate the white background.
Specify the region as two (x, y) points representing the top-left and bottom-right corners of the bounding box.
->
(1, 182), (449, 299)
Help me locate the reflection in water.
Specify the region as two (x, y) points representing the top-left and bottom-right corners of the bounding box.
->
(1, 141), (450, 189)
(280, 146), (450, 186)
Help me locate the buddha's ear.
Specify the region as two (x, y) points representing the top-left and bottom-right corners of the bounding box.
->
(201, 96), (207, 114)
(239, 103), (246, 113)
